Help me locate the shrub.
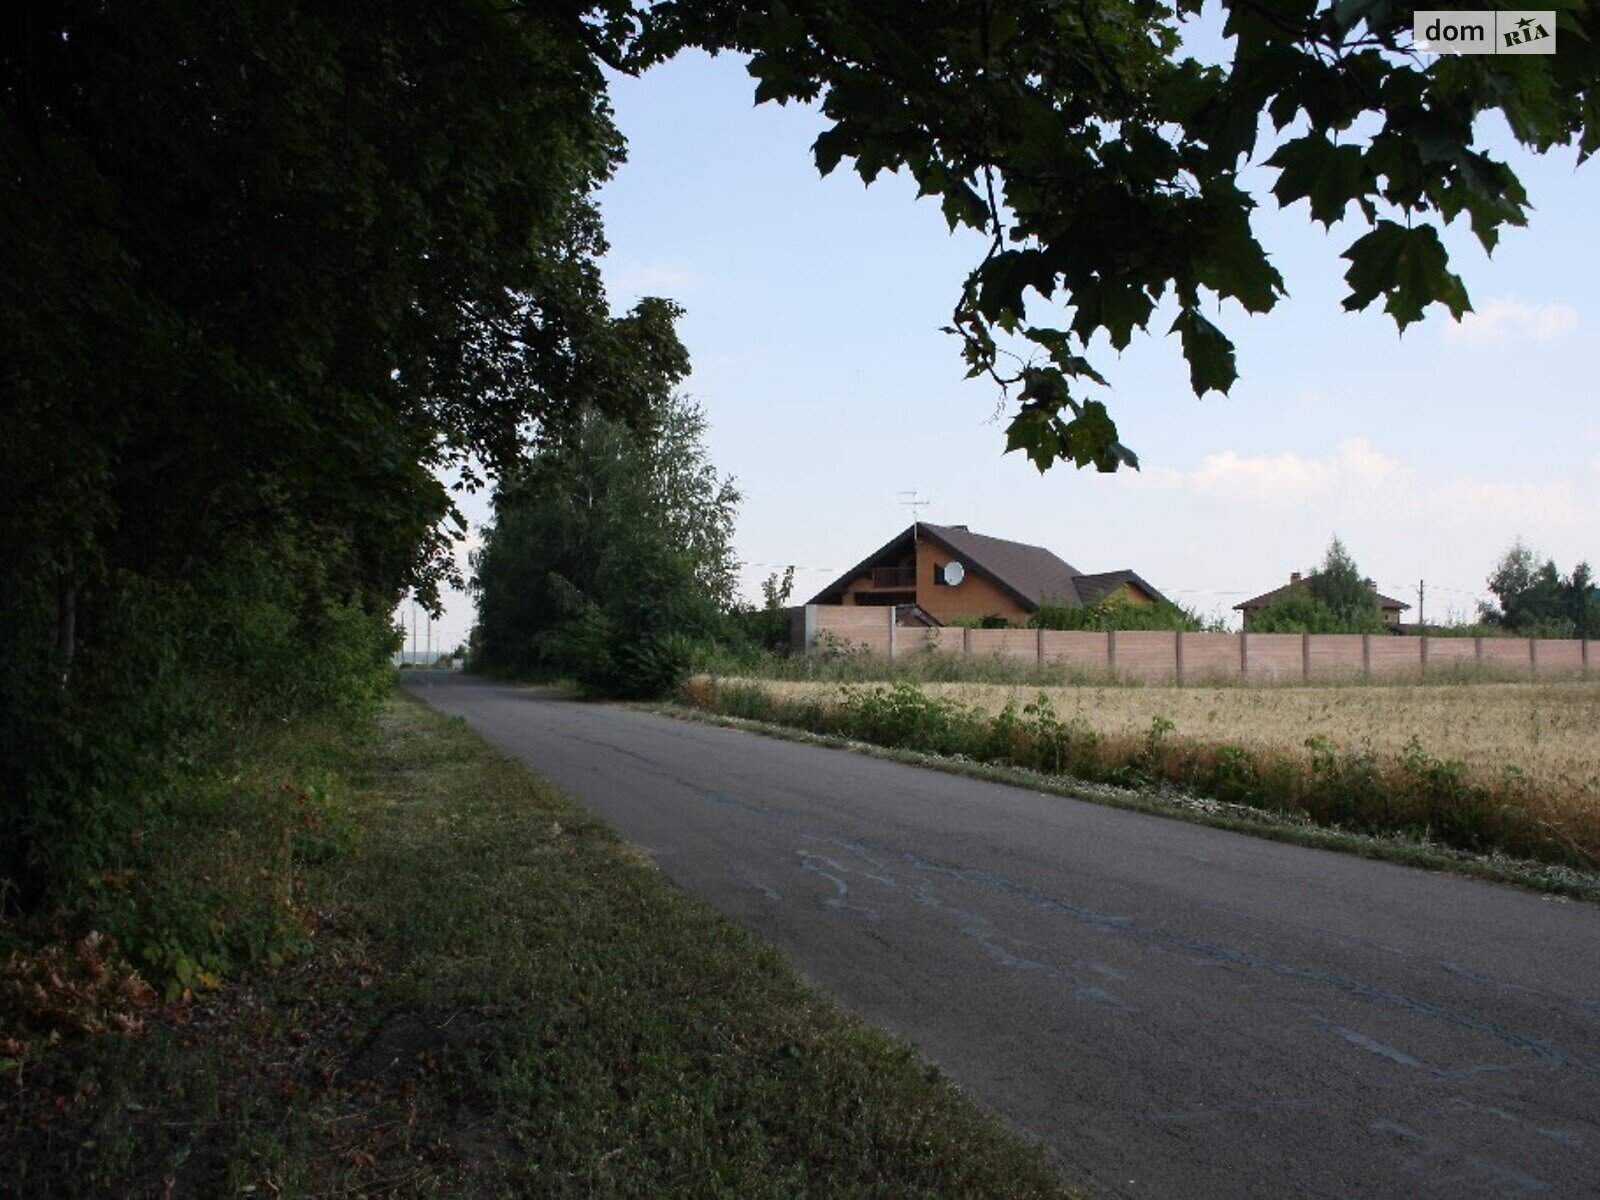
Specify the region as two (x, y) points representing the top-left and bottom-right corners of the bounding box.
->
(837, 683), (982, 756)
(1030, 597), (1210, 632)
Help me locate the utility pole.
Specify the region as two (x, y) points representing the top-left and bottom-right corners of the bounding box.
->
(1416, 580), (1425, 631)
(410, 600), (418, 665)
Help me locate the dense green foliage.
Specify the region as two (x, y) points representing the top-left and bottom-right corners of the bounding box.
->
(1251, 537), (1385, 633)
(742, 566), (800, 650)
(1, 2), (683, 911)
(687, 680), (1595, 869)
(1481, 541), (1599, 638)
(1305, 538), (1383, 631)
(1249, 590), (1348, 634)
(1030, 596), (1217, 632)
(470, 393), (740, 698)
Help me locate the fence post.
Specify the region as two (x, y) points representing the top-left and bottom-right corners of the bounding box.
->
(1239, 630), (1249, 679)
(1362, 632), (1372, 678)
(1584, 638), (1590, 678)
(1475, 635), (1483, 665)
(1108, 628), (1117, 678)
(803, 605), (818, 655)
(1529, 637), (1538, 677)
(1420, 633), (1429, 677)
(1301, 633), (1311, 682)
(1036, 626), (1045, 668)
(887, 607), (897, 660)
(963, 626), (972, 656)
(1175, 630), (1185, 686)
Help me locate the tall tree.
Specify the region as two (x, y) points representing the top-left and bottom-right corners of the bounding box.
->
(1, 1), (686, 899)
(2, 1), (685, 637)
(1307, 537), (1382, 632)
(1482, 541), (1595, 636)
(1252, 536), (1381, 633)
(472, 392), (740, 697)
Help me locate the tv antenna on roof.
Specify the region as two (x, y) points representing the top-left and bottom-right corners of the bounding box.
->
(898, 489), (930, 520)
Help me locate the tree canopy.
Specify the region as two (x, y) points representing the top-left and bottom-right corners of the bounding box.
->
(2, 1), (686, 900)
(1253, 536), (1383, 632)
(1306, 537), (1383, 631)
(470, 392), (740, 697)
(1029, 596), (1217, 632)
(1481, 541), (1598, 637)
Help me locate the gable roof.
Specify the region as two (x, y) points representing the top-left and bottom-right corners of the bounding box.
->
(1234, 577), (1410, 612)
(806, 523), (1170, 610)
(919, 523), (1083, 609)
(807, 525), (921, 606)
(1069, 569), (1166, 606)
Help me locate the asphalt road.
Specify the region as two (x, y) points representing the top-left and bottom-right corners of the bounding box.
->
(403, 672), (1600, 1198)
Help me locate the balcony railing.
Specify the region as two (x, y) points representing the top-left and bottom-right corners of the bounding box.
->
(868, 566), (916, 589)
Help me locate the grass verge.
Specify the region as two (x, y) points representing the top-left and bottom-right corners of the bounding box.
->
(657, 681), (1600, 905)
(2, 689), (1073, 1197)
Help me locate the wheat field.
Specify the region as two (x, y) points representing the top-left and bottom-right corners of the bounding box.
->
(737, 678), (1600, 805)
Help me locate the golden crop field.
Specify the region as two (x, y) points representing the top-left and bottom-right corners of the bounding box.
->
(738, 678), (1600, 807)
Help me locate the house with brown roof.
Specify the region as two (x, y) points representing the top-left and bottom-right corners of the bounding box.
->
(807, 523), (1169, 626)
(1234, 571), (1410, 630)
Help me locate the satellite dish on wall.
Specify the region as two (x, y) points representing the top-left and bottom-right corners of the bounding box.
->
(941, 561), (965, 586)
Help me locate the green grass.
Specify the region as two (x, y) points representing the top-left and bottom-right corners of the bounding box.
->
(2, 690), (1073, 1197)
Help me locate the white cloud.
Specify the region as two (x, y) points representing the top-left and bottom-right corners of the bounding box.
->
(1121, 437), (1593, 617)
(1441, 295), (1579, 345)
(1141, 437), (1585, 532)
(1144, 438), (1409, 505)
(1422, 477), (1580, 529)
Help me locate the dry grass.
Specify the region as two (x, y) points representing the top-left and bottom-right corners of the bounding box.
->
(734, 678), (1600, 811)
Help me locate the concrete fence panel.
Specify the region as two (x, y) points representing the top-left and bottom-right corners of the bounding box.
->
(1041, 630), (1111, 672)
(1244, 633), (1303, 683)
(792, 606), (1592, 684)
(1116, 631), (1179, 682)
(814, 606), (892, 655)
(814, 607), (890, 632)
(1424, 638), (1478, 673)
(910, 626), (966, 655)
(1479, 638), (1532, 674)
(1182, 633), (1243, 681)
(969, 628), (1040, 662)
(1368, 637), (1423, 677)
(1307, 634), (1366, 680)
(1539, 639), (1585, 675)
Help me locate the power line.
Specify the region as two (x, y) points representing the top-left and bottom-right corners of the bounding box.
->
(743, 562), (843, 573)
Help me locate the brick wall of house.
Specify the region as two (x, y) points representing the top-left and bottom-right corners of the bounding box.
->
(914, 541), (1032, 624)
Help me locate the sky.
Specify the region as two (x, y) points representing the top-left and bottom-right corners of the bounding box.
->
(405, 38), (1600, 654)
